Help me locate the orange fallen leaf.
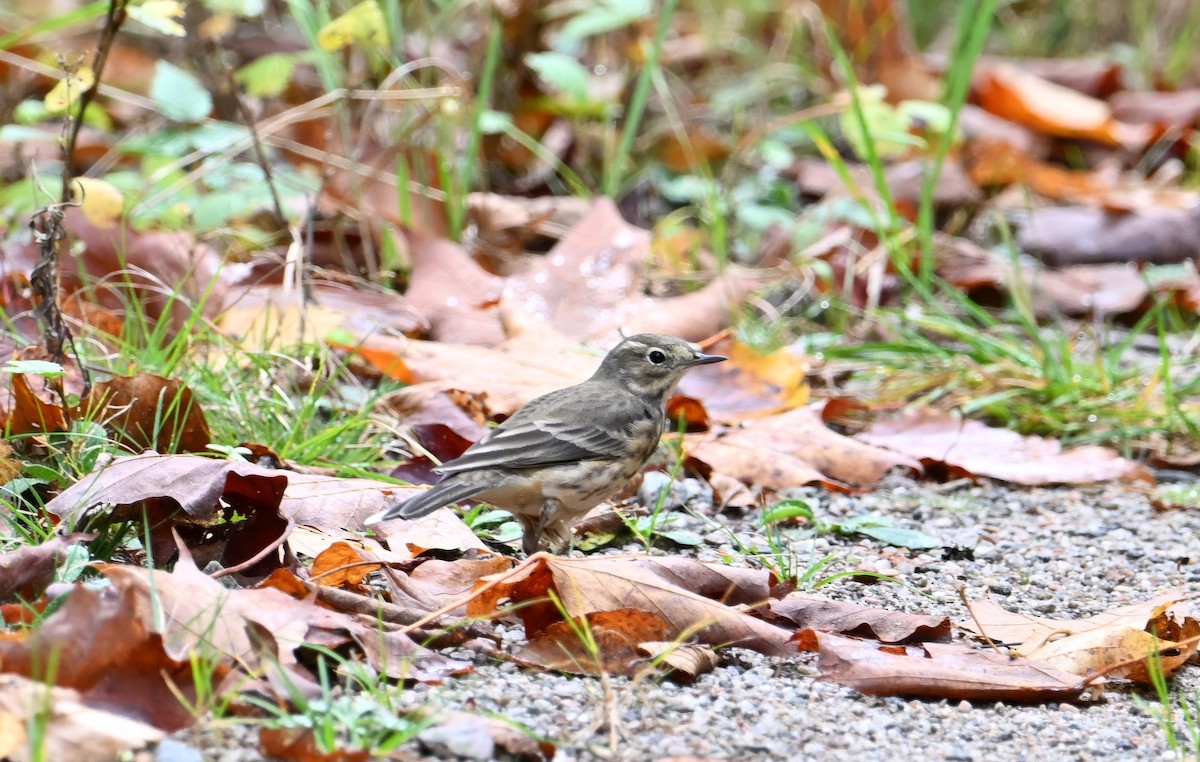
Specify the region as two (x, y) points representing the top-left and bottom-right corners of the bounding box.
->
(515, 609), (673, 676)
(976, 64), (1152, 150)
(468, 555), (794, 656)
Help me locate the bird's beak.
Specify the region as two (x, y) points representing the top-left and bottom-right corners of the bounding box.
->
(689, 351), (727, 366)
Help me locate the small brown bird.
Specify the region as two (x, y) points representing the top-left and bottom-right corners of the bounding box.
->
(364, 334), (726, 553)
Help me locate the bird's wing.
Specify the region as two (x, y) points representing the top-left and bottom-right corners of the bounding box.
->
(436, 398), (647, 474)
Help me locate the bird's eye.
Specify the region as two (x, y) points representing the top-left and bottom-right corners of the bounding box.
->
(647, 348), (667, 364)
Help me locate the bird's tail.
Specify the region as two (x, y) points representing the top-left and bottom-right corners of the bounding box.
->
(362, 478), (483, 526)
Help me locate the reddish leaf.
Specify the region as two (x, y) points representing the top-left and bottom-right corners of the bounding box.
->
(0, 582), (202, 730)
(515, 609), (672, 676)
(770, 593), (951, 644)
(857, 410), (1154, 486)
(796, 630), (1088, 702)
(82, 374), (211, 454)
(468, 555), (794, 656)
(259, 728), (370, 762)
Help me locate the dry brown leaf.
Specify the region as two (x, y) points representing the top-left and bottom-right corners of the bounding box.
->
(0, 535), (90, 602)
(404, 233), (506, 345)
(401, 199), (783, 346)
(259, 727), (371, 762)
(976, 64), (1152, 150)
(959, 590), (1198, 682)
(341, 325), (597, 418)
(685, 407), (921, 492)
(0, 674), (163, 762)
(515, 609), (672, 676)
(857, 410), (1154, 486)
(814, 0), (941, 102)
(387, 557), (514, 616)
(7, 373), (68, 437)
(0, 580), (202, 731)
(311, 541), (378, 590)
(936, 236), (1154, 318)
(1110, 88), (1200, 127)
(45, 454), (293, 577)
(1018, 204), (1200, 267)
(468, 555), (794, 656)
(769, 593), (951, 644)
(218, 282), (426, 353)
(82, 374), (210, 453)
(637, 641), (721, 683)
(796, 630), (1087, 701)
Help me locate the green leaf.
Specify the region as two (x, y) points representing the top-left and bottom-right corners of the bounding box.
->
(150, 61), (213, 123)
(761, 499), (815, 525)
(201, 0), (265, 15)
(853, 524), (941, 550)
(559, 0), (652, 42)
(478, 109), (512, 135)
(58, 543), (91, 584)
(2, 360), (65, 377)
(235, 53), (299, 98)
(525, 52), (591, 102)
(655, 528), (704, 546)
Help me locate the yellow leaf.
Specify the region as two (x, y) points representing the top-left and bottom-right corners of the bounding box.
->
(71, 178), (124, 230)
(127, 0), (186, 36)
(44, 67), (95, 113)
(316, 0), (389, 51)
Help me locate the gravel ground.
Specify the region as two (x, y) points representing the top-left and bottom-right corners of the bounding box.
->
(166, 476), (1200, 761)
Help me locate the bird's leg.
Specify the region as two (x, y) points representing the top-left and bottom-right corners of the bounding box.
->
(524, 498), (563, 555)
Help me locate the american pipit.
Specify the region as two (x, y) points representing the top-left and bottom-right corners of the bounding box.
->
(364, 333), (725, 553)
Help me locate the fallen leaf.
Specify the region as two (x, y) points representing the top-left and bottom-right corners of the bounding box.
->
(796, 630), (1087, 701)
(0, 674), (163, 762)
(636, 641), (720, 683)
(218, 281), (427, 353)
(1018, 204), (1200, 267)
(310, 541), (378, 591)
(675, 338), (809, 422)
(44, 454), (293, 577)
(0, 535), (90, 602)
(259, 727), (370, 762)
(468, 555), (794, 655)
(769, 593), (951, 643)
(976, 64), (1152, 149)
(515, 609), (672, 676)
(81, 373), (211, 453)
(0, 581), (202, 731)
(960, 590), (1198, 682)
(402, 199), (783, 345)
(685, 407), (921, 492)
(857, 410), (1154, 485)
(1110, 88), (1200, 127)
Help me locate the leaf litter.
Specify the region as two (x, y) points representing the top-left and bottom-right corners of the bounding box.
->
(0, 0), (1197, 758)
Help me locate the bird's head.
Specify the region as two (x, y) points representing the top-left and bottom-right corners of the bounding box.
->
(592, 333), (726, 401)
